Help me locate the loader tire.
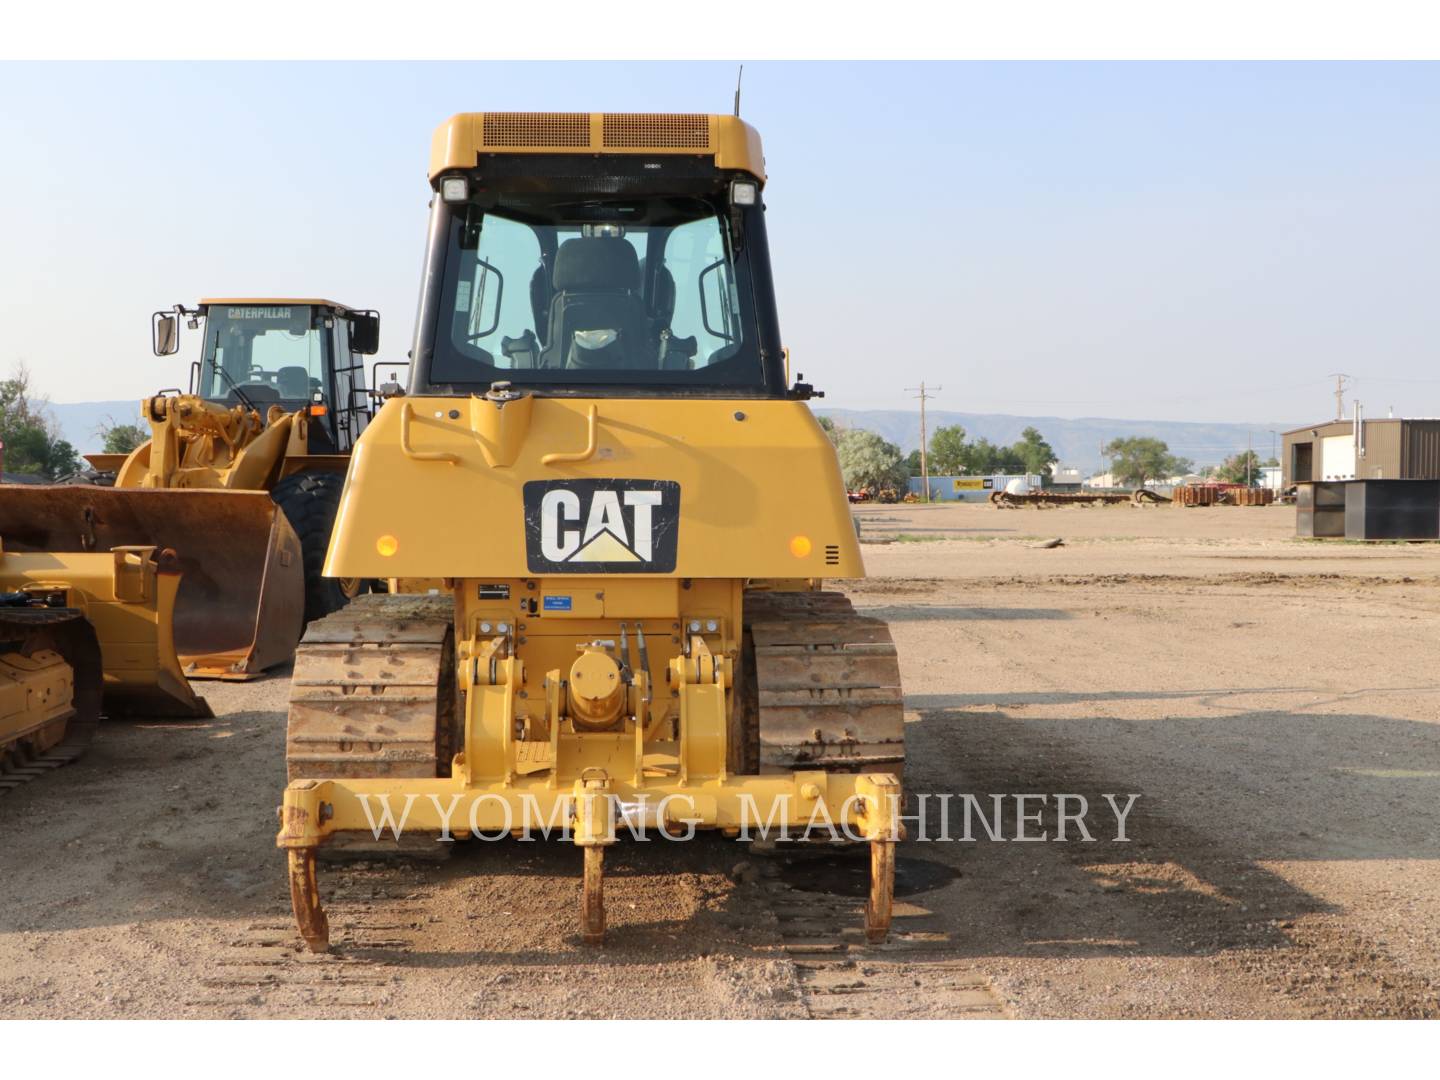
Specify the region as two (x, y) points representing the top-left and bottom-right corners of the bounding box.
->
(272, 471), (364, 625)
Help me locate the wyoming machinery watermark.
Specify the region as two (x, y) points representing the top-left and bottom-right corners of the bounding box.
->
(348, 791), (1141, 845)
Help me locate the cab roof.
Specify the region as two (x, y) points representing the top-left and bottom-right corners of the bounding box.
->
(200, 298), (359, 313)
(429, 112), (766, 183)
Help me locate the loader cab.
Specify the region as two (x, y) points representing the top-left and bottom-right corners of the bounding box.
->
(156, 300), (380, 453)
(415, 152), (788, 399)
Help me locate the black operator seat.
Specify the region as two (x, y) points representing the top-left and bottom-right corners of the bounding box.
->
(276, 366), (310, 400)
(537, 237), (652, 370)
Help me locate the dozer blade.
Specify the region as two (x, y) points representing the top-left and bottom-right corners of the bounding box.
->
(0, 546), (212, 719)
(0, 487), (304, 681)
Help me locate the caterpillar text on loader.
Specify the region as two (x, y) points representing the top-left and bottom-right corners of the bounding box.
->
(0, 300), (384, 713)
(277, 113), (905, 950)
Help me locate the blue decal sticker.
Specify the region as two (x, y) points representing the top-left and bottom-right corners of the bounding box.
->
(543, 595), (573, 612)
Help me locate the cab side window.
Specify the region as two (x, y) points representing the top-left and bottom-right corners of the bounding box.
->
(663, 217), (740, 366)
(452, 214), (543, 367)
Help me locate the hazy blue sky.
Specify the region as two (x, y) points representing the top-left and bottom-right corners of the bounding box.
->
(1, 61), (1436, 422)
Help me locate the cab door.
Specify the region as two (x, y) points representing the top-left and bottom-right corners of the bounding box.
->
(328, 315), (370, 452)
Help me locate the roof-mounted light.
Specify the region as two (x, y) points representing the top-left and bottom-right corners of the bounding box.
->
(440, 176), (469, 203)
(730, 179), (758, 206)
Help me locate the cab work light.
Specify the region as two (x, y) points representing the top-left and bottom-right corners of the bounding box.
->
(440, 176), (469, 202)
(731, 180), (758, 206)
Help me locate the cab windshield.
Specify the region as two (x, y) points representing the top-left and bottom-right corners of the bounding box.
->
(427, 195), (765, 391)
(200, 305), (330, 407)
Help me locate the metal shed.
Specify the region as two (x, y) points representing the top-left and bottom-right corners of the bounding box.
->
(1281, 418), (1440, 487)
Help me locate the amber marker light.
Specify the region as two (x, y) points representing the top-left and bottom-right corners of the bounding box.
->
(376, 535), (399, 557)
(789, 535), (812, 558)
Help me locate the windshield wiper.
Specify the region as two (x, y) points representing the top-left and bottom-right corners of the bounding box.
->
(206, 356), (259, 414)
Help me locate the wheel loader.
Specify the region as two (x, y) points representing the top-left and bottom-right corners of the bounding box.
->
(276, 112), (905, 950)
(0, 299), (384, 716)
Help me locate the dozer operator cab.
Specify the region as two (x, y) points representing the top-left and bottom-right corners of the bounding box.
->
(153, 299), (382, 454)
(413, 157), (790, 398)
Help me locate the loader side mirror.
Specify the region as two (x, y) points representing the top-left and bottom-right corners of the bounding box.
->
(152, 312), (180, 356)
(349, 311), (381, 355)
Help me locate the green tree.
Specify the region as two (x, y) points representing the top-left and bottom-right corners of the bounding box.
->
(1217, 449), (1265, 485)
(1105, 436), (1192, 488)
(959, 436), (1004, 474)
(100, 417), (149, 455)
(927, 424), (967, 475)
(836, 428), (909, 495)
(903, 448), (923, 476)
(815, 413), (841, 447)
(0, 364), (80, 479)
(995, 446), (1027, 474)
(1011, 426), (1055, 478)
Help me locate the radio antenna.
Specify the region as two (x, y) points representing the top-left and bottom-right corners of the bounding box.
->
(733, 64), (744, 116)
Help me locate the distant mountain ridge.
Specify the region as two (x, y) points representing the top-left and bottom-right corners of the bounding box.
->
(46, 399), (1297, 471)
(815, 408), (1301, 471)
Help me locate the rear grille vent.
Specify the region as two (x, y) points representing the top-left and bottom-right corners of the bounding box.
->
(602, 113), (710, 149)
(483, 112), (591, 148)
(824, 544), (841, 567)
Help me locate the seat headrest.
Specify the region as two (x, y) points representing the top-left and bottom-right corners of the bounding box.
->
(553, 237), (640, 292)
(276, 366), (309, 396)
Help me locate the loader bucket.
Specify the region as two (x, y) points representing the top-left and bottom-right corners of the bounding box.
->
(0, 487), (305, 682)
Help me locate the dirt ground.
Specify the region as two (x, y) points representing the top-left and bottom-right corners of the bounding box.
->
(4, 500), (1440, 1019)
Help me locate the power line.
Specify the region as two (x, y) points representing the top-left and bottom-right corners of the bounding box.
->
(1329, 373), (1351, 420)
(905, 381), (942, 502)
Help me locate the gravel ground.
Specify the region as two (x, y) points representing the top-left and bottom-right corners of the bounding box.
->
(2, 501), (1437, 1018)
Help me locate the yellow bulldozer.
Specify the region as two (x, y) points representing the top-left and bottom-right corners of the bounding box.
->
(276, 113), (906, 950)
(1, 543), (201, 787)
(0, 299), (384, 733)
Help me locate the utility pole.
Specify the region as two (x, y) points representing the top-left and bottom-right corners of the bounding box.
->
(1329, 373), (1350, 420)
(906, 381), (942, 502)
(1247, 432), (1252, 486)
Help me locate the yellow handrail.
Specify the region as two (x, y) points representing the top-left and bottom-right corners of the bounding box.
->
(399, 402), (460, 464)
(541, 404), (599, 466)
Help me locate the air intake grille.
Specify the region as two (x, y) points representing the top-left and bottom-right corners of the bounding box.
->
(603, 113), (710, 149)
(825, 544), (841, 567)
(483, 112), (591, 148)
